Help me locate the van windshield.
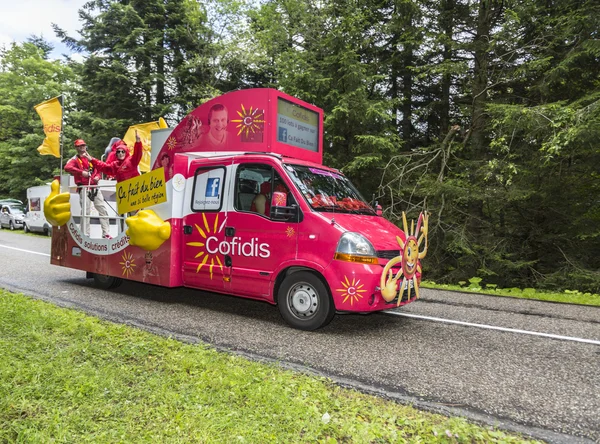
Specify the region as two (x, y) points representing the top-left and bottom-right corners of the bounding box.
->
(284, 164), (376, 215)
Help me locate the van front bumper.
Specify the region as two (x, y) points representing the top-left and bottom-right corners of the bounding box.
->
(323, 260), (420, 312)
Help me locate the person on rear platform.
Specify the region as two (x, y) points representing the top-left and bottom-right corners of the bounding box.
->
(85, 131), (143, 183)
(64, 139), (112, 239)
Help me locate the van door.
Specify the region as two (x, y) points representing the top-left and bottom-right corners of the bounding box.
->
(225, 162), (299, 300)
(181, 160), (231, 292)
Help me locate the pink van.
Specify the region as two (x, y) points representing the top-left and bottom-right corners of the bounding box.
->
(50, 88), (428, 330)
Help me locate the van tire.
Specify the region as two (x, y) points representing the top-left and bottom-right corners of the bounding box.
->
(24, 224), (29, 233)
(93, 273), (123, 290)
(277, 271), (335, 331)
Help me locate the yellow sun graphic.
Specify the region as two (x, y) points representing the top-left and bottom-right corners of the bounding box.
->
(380, 212), (429, 305)
(231, 104), (265, 137)
(185, 213), (224, 279)
(286, 226), (295, 238)
(166, 136), (177, 150)
(336, 276), (367, 306)
(120, 251), (136, 277)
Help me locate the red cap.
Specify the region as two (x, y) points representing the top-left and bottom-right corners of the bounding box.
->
(74, 139), (86, 147)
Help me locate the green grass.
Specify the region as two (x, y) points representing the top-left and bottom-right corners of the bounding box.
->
(0, 291), (540, 443)
(421, 280), (600, 307)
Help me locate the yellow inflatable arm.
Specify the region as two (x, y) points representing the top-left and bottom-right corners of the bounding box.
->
(44, 179), (71, 226)
(126, 210), (171, 251)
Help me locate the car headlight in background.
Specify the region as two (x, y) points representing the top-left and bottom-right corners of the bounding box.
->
(334, 232), (378, 265)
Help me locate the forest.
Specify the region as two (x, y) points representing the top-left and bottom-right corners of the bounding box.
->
(0, 0), (598, 293)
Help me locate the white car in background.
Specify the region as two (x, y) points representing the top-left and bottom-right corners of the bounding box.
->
(0, 202), (26, 230)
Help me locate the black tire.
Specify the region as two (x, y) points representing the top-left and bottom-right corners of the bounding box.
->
(93, 273), (123, 290)
(24, 224), (29, 233)
(9, 221), (14, 231)
(277, 271), (335, 331)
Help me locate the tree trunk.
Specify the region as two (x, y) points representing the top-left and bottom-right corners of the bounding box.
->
(439, 0), (455, 138)
(470, 0), (493, 154)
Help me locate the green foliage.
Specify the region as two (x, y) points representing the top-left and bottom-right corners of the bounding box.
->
(0, 291), (539, 443)
(54, 0), (215, 151)
(0, 40), (77, 200)
(422, 280), (600, 307)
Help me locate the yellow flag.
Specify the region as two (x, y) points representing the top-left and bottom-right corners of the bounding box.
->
(122, 117), (168, 172)
(34, 96), (62, 158)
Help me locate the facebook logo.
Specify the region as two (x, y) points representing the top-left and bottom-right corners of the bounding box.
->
(205, 178), (220, 198)
(278, 127), (287, 142)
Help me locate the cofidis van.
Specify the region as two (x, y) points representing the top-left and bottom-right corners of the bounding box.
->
(48, 88), (428, 330)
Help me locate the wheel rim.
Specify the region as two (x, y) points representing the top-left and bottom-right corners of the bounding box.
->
(287, 282), (319, 320)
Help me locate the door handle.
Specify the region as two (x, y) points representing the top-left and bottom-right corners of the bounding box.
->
(183, 225), (192, 235)
(225, 227), (235, 237)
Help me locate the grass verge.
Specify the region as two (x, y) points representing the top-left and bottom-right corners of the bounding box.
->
(0, 290), (540, 443)
(421, 280), (600, 307)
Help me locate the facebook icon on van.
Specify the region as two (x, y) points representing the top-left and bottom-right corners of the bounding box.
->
(206, 178), (220, 198)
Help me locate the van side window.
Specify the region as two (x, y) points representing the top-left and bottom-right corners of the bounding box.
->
(235, 164), (270, 213)
(234, 164), (293, 218)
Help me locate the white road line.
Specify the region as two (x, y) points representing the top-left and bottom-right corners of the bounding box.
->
(386, 311), (600, 345)
(0, 244), (50, 257)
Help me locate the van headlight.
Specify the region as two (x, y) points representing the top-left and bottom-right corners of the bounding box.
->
(334, 232), (378, 265)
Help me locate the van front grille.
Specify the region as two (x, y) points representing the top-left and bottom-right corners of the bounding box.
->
(376, 250), (401, 260)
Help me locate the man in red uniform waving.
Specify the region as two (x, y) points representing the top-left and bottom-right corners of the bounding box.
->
(64, 139), (111, 238)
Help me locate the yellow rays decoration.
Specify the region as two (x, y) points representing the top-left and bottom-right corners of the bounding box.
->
(336, 276), (367, 306)
(230, 104), (265, 137)
(166, 136), (177, 150)
(120, 251), (136, 277)
(185, 213), (223, 279)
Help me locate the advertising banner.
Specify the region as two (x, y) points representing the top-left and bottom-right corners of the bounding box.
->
(116, 168), (167, 214)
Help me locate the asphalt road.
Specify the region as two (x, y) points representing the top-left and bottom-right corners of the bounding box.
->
(1, 230), (599, 443)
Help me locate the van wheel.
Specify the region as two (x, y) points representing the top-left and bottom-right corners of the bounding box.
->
(24, 224), (29, 233)
(93, 273), (123, 290)
(277, 271), (335, 331)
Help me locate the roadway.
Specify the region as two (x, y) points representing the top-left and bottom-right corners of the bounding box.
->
(0, 230), (598, 443)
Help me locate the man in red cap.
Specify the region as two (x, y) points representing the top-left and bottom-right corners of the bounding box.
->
(65, 139), (111, 238)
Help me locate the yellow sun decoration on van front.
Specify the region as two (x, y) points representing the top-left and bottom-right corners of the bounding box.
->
(336, 276), (367, 306)
(185, 213), (224, 279)
(231, 104), (265, 137)
(380, 212), (429, 305)
(120, 251), (136, 277)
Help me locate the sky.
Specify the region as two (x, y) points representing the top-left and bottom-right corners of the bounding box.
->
(0, 0), (89, 60)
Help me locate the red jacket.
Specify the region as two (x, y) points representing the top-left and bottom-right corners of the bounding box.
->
(65, 155), (102, 187)
(92, 141), (143, 182)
